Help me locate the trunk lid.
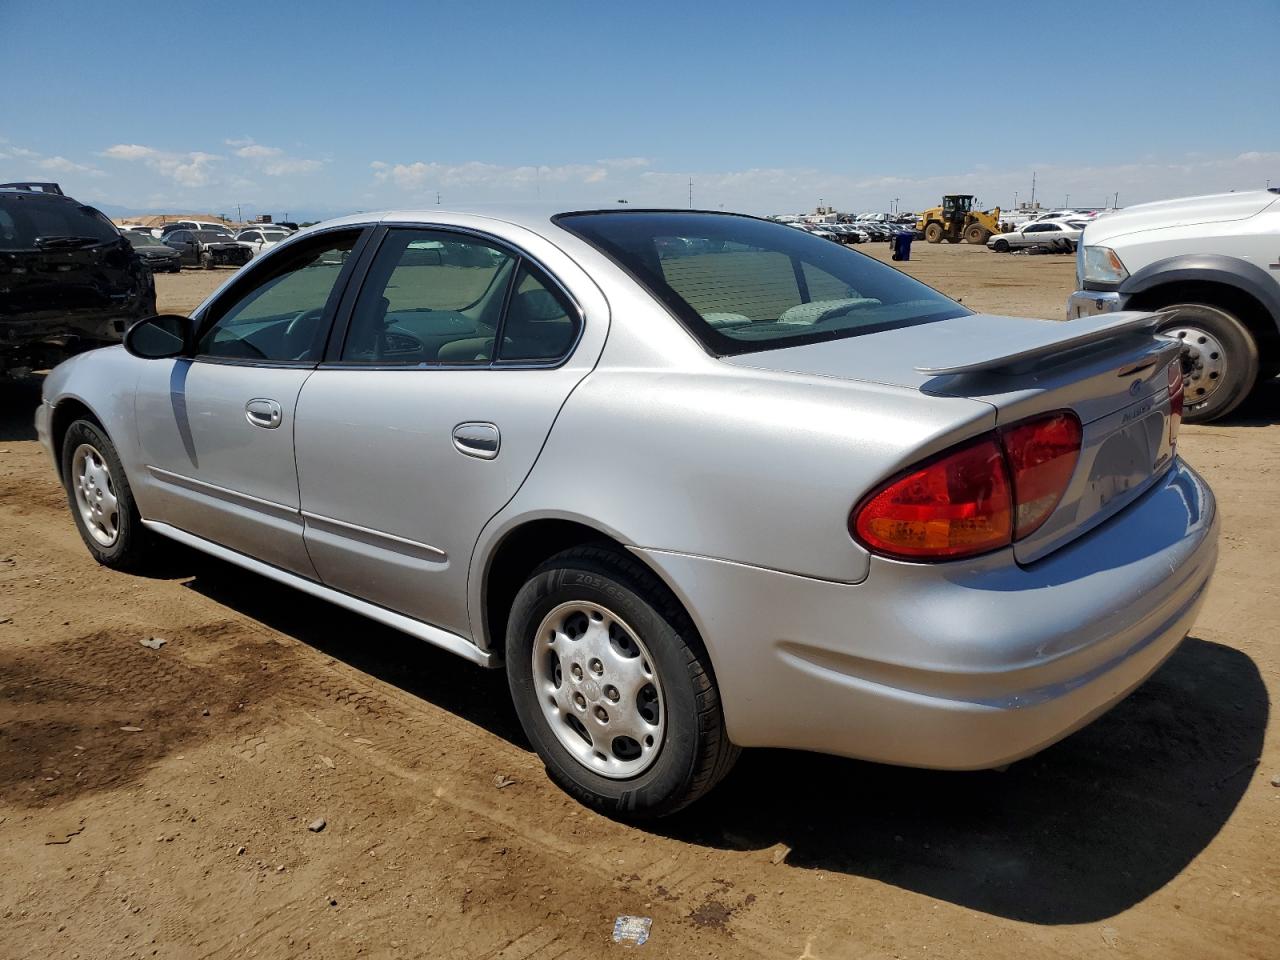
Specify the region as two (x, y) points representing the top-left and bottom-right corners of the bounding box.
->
(724, 311), (1182, 564)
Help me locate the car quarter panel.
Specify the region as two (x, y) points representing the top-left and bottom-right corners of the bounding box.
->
(634, 458), (1217, 768)
(474, 363), (996, 618)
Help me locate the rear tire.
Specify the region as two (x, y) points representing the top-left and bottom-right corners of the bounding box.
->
(60, 419), (155, 570)
(924, 222), (944, 244)
(1155, 303), (1259, 423)
(506, 545), (738, 817)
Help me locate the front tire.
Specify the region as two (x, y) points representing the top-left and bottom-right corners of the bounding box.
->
(60, 419), (154, 570)
(1156, 303), (1259, 423)
(923, 222), (944, 243)
(506, 545), (738, 817)
(992, 238), (1010, 252)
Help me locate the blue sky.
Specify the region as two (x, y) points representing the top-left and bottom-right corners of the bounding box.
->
(2, 0), (1277, 219)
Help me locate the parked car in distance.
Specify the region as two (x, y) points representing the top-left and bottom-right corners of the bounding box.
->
(123, 231), (182, 273)
(159, 220), (234, 238)
(235, 227), (292, 257)
(117, 223), (162, 238)
(0, 183), (154, 373)
(37, 209), (1216, 817)
(1068, 188), (1280, 423)
(988, 219), (1086, 252)
(161, 228), (253, 270)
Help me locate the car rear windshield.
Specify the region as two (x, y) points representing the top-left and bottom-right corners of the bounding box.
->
(0, 194), (120, 249)
(555, 211), (968, 355)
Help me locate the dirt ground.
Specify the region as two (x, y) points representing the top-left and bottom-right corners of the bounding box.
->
(1, 243), (1276, 960)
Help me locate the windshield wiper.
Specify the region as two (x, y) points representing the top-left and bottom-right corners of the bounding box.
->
(33, 235), (105, 249)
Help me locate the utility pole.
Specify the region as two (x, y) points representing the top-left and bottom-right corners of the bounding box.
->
(1030, 171), (1036, 207)
(688, 178), (693, 209)
(1065, 194), (1070, 208)
(436, 191), (441, 205)
(236, 203), (243, 224)
(1114, 192), (1119, 209)
(1014, 190), (1018, 209)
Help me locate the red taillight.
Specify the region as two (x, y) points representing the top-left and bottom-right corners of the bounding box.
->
(1167, 359), (1183, 450)
(1001, 411), (1083, 539)
(852, 410), (1082, 561)
(853, 437), (1013, 559)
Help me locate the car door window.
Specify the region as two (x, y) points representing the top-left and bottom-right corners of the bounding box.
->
(340, 229), (515, 365)
(195, 231), (360, 363)
(497, 264), (580, 362)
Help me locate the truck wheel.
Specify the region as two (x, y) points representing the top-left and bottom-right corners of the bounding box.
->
(964, 224), (989, 244)
(924, 222), (944, 244)
(992, 239), (1010, 253)
(1157, 303), (1259, 423)
(201, 253), (214, 270)
(506, 544), (738, 817)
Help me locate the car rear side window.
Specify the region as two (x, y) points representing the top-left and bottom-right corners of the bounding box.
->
(556, 211), (967, 356)
(497, 265), (580, 362)
(340, 229), (517, 365)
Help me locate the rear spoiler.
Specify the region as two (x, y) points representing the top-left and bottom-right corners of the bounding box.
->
(915, 311), (1162, 376)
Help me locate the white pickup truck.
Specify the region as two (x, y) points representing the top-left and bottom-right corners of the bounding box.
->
(1068, 188), (1280, 422)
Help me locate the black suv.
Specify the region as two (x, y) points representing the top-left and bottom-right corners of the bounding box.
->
(0, 182), (155, 373)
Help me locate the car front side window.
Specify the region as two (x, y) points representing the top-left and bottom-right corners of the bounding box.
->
(194, 230), (361, 363)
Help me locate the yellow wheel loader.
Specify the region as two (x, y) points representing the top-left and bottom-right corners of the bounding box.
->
(916, 195), (1002, 244)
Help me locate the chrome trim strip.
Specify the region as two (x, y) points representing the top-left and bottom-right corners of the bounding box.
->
(146, 465), (299, 521)
(142, 520), (491, 667)
(300, 510), (448, 562)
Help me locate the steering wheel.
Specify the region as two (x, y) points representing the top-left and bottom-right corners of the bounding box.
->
(284, 307), (325, 341)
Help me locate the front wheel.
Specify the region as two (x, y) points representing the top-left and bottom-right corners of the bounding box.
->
(506, 545), (738, 817)
(1156, 303), (1259, 423)
(923, 222), (944, 243)
(992, 239), (1010, 252)
(60, 419), (155, 569)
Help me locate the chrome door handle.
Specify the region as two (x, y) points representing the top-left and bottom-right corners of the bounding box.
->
(245, 398), (283, 429)
(452, 422), (500, 459)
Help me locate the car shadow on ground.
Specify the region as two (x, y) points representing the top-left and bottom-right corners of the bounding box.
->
(0, 375), (43, 441)
(656, 636), (1267, 925)
(180, 552), (1267, 926)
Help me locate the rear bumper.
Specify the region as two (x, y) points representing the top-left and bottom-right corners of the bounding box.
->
(1068, 289), (1125, 319)
(637, 459), (1217, 770)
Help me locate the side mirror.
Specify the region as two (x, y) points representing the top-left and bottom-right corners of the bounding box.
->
(124, 314), (193, 359)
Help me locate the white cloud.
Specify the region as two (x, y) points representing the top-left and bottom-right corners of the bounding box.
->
(102, 143), (218, 187)
(0, 143), (103, 177)
(227, 139), (323, 176)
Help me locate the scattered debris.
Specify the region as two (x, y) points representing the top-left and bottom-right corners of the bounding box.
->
(770, 846), (788, 866)
(493, 774), (517, 789)
(0, 617), (12, 625)
(308, 818), (327, 833)
(119, 726), (143, 733)
(1100, 925), (1121, 948)
(353, 737), (373, 745)
(612, 915), (652, 946)
(1271, 773), (1280, 787)
(275, 864), (285, 873)
(201, 708), (210, 717)
(44, 819), (86, 845)
(139, 636), (167, 650)
(318, 756), (335, 769)
(236, 846), (246, 856)
(689, 900), (732, 930)
(327, 896), (338, 907)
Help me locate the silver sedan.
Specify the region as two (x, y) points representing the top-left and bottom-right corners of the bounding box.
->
(36, 208), (1217, 816)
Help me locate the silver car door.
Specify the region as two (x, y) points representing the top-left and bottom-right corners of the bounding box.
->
(133, 228), (367, 576)
(295, 226), (596, 637)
